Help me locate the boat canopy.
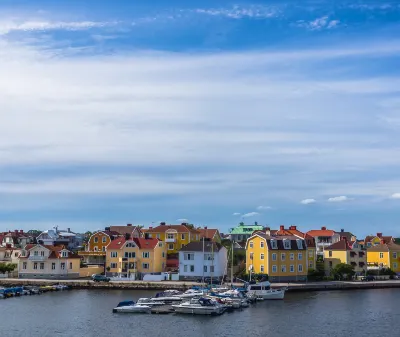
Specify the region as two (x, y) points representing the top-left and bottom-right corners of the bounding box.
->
(117, 300), (135, 307)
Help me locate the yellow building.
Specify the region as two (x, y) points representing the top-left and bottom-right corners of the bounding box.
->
(365, 233), (394, 248)
(145, 223), (201, 254)
(246, 233), (308, 282)
(367, 242), (400, 273)
(105, 237), (167, 278)
(324, 238), (367, 276)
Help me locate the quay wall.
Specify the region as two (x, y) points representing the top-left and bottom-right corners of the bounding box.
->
(1, 279), (400, 292)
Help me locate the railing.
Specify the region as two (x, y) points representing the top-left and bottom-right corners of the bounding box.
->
(165, 238), (176, 243)
(28, 256), (47, 261)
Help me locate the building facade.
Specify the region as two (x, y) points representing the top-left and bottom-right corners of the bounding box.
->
(306, 227), (341, 257)
(79, 230), (120, 265)
(324, 238), (367, 276)
(365, 233), (394, 248)
(197, 228), (222, 243)
(1, 230), (33, 248)
(178, 241), (227, 281)
(246, 233), (308, 282)
(18, 244), (80, 279)
(229, 222), (264, 243)
(367, 241), (400, 274)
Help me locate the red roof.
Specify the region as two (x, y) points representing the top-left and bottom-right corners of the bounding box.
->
(166, 259), (179, 268)
(306, 229), (336, 237)
(109, 225), (142, 236)
(197, 228), (219, 240)
(106, 237), (160, 250)
(365, 235), (393, 244)
(107, 238), (127, 250)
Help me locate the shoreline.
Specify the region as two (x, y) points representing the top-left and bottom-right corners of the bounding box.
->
(1, 279), (400, 292)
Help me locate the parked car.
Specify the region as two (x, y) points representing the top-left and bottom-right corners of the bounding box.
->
(92, 274), (110, 282)
(361, 275), (375, 282)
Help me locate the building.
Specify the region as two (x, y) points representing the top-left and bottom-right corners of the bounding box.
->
(364, 233), (394, 248)
(1, 230), (33, 248)
(367, 241), (400, 274)
(306, 227), (341, 257)
(18, 244), (80, 279)
(145, 222), (201, 254)
(105, 237), (167, 279)
(0, 246), (21, 264)
(245, 232), (308, 282)
(275, 225), (317, 271)
(178, 241), (228, 281)
(36, 227), (83, 251)
(107, 224), (142, 238)
(324, 238), (367, 276)
(197, 228), (222, 243)
(79, 230), (120, 265)
(229, 222), (264, 243)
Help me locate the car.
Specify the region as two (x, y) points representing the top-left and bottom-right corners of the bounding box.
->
(92, 274), (110, 282)
(361, 275), (375, 282)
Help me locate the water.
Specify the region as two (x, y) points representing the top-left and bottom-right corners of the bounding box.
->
(1, 288), (399, 337)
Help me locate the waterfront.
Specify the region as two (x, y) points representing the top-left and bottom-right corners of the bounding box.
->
(1, 289), (399, 337)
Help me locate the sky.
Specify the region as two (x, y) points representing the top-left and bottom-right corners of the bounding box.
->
(0, 0), (400, 236)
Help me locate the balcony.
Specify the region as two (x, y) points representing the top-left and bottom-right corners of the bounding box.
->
(317, 242), (333, 246)
(29, 256), (47, 261)
(165, 238), (176, 243)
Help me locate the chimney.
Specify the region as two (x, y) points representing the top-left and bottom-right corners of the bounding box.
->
(149, 226), (153, 230)
(160, 222), (166, 226)
(341, 236), (347, 242)
(127, 224), (132, 227)
(280, 225), (285, 231)
(289, 226), (297, 230)
(14, 230), (18, 234)
(321, 226), (327, 230)
(181, 222), (187, 226)
(67, 228), (71, 233)
(20, 230), (23, 233)
(377, 233), (382, 238)
(265, 227), (270, 231)
(381, 239), (385, 245)
(341, 229), (344, 232)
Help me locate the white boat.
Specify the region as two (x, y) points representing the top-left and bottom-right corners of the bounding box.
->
(137, 298), (165, 306)
(246, 281), (286, 300)
(177, 289), (206, 299)
(112, 300), (151, 313)
(152, 290), (183, 303)
(172, 297), (226, 315)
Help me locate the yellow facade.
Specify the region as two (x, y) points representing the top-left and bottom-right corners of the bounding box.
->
(307, 247), (316, 270)
(367, 248), (400, 273)
(246, 234), (308, 282)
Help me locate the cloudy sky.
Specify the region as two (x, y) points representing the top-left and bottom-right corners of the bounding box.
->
(0, 0), (400, 236)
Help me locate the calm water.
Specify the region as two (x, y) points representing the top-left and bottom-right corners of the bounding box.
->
(0, 288), (399, 337)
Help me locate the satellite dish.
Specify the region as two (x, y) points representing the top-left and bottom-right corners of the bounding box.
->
(248, 265), (253, 271)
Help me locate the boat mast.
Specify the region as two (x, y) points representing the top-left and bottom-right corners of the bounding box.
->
(230, 240), (234, 288)
(211, 242), (214, 286)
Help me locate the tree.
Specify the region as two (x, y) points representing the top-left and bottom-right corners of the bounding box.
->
(0, 263), (17, 274)
(308, 268), (325, 282)
(332, 263), (355, 280)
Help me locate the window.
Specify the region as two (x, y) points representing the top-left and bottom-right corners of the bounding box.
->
(204, 254), (214, 260)
(142, 263), (149, 269)
(158, 243), (163, 247)
(290, 265), (294, 273)
(272, 253), (277, 261)
(111, 251), (118, 258)
(394, 252), (398, 259)
(102, 246), (106, 252)
(167, 233), (174, 240)
(61, 263), (65, 270)
(210, 266), (214, 273)
(181, 244), (184, 249)
(308, 249), (314, 258)
(142, 252), (150, 258)
(260, 241), (265, 248)
(69, 262), (73, 270)
(298, 264), (303, 272)
(309, 262), (313, 268)
(40, 263), (44, 270)
(156, 234), (160, 239)
(181, 234), (185, 240)
(329, 251), (332, 257)
(190, 265), (195, 272)
(23, 262), (27, 270)
(297, 240), (303, 249)
(272, 265), (277, 273)
(271, 240), (277, 249)
(124, 252), (135, 258)
(33, 263), (38, 270)
(204, 266), (207, 273)
(14, 252), (19, 257)
(260, 265), (264, 273)
(249, 241), (254, 248)
(260, 253), (264, 260)
(284, 240), (291, 249)
(94, 246), (98, 252)
(394, 262), (398, 269)
(102, 236), (107, 243)
(40, 251), (45, 256)
(380, 253), (384, 259)
(110, 263), (117, 269)
(298, 253), (303, 260)
(367, 242), (372, 247)
(184, 253), (194, 260)
(184, 265), (188, 272)
(52, 263), (56, 270)
(62, 251), (68, 258)
(34, 251), (38, 256)
(126, 242), (136, 248)
(281, 253), (286, 261)
(250, 253), (254, 260)
(162, 252), (165, 258)
(94, 237), (99, 243)
(290, 253), (294, 260)
(168, 244), (174, 250)
(281, 265), (286, 273)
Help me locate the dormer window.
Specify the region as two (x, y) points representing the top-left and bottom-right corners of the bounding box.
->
(284, 240), (291, 249)
(126, 242), (136, 248)
(62, 251), (68, 258)
(297, 240), (303, 249)
(271, 240), (278, 249)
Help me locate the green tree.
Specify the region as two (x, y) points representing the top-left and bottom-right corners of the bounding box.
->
(332, 263), (355, 280)
(0, 263), (17, 274)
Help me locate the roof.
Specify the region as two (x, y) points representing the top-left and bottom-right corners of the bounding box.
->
(325, 239), (353, 251)
(21, 244), (79, 259)
(146, 224), (200, 234)
(365, 235), (393, 244)
(166, 258), (179, 268)
(230, 223), (264, 235)
(335, 231), (355, 241)
(247, 234), (306, 251)
(197, 228), (219, 240)
(106, 237), (160, 250)
(180, 241), (224, 253)
(306, 229), (336, 237)
(109, 225), (141, 236)
(367, 242), (400, 252)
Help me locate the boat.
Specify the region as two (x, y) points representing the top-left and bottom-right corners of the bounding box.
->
(54, 285), (70, 291)
(172, 297), (226, 315)
(246, 281), (286, 300)
(151, 290), (183, 304)
(178, 289), (206, 299)
(137, 298), (166, 307)
(112, 300), (151, 313)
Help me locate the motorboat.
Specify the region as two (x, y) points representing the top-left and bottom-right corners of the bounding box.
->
(152, 290), (183, 304)
(112, 300), (151, 313)
(246, 281), (286, 300)
(172, 297), (226, 315)
(136, 298), (166, 307)
(54, 285), (70, 291)
(210, 289), (249, 308)
(177, 289), (206, 299)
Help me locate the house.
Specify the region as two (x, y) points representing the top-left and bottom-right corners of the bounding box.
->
(1, 230), (33, 248)
(107, 224), (142, 238)
(18, 244), (80, 279)
(0, 246), (22, 264)
(335, 229), (356, 242)
(324, 237), (367, 276)
(367, 241), (400, 274)
(245, 232), (308, 282)
(178, 241), (228, 281)
(364, 233), (394, 248)
(229, 222), (264, 243)
(79, 230), (120, 265)
(105, 237), (167, 279)
(306, 227), (341, 257)
(275, 225), (317, 271)
(145, 222), (201, 254)
(36, 227), (83, 251)
(197, 227), (222, 243)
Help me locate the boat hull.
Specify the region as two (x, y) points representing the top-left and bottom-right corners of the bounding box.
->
(113, 305), (151, 313)
(172, 306), (225, 315)
(251, 290), (285, 300)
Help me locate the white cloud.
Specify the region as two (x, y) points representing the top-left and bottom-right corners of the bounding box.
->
(328, 196), (350, 202)
(232, 213), (241, 216)
(194, 5), (278, 19)
(297, 16), (340, 30)
(301, 199), (316, 205)
(256, 206), (272, 210)
(242, 212), (259, 218)
(391, 193), (400, 199)
(176, 218), (188, 222)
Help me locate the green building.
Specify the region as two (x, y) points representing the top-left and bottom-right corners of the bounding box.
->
(229, 222), (264, 243)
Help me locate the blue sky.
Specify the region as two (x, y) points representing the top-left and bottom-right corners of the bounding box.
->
(0, 0), (400, 236)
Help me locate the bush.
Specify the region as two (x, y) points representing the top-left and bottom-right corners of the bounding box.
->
(308, 268), (325, 282)
(332, 263), (355, 280)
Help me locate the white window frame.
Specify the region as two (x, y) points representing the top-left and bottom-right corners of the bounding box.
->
(110, 251), (118, 258)
(102, 236), (107, 243)
(272, 265), (277, 273)
(298, 253), (303, 260)
(260, 253), (264, 260)
(284, 240), (291, 249)
(281, 265), (286, 273)
(290, 253), (294, 260)
(290, 265), (294, 273)
(142, 252), (150, 258)
(249, 241), (254, 248)
(298, 264), (303, 272)
(272, 253), (277, 261)
(260, 265), (264, 273)
(110, 262), (117, 269)
(142, 263), (149, 269)
(271, 240), (277, 249)
(380, 252), (384, 259)
(168, 243), (174, 250)
(281, 253), (286, 261)
(260, 241), (265, 248)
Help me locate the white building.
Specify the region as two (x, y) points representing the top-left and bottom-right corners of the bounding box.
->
(178, 241), (228, 281)
(37, 227), (83, 251)
(306, 227), (341, 257)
